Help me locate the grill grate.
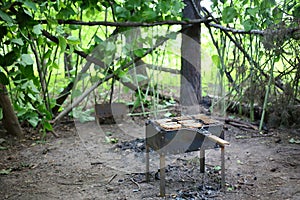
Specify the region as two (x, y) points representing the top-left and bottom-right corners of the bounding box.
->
(145, 115), (229, 197)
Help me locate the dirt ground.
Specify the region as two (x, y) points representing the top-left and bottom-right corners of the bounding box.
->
(0, 116), (300, 200)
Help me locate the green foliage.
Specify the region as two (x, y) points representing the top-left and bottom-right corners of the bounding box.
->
(210, 0), (300, 127)
(0, 0), (298, 138)
(70, 107), (95, 123)
(114, 0), (184, 22)
(222, 6), (238, 23)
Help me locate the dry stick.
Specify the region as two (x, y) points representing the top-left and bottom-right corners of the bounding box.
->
(93, 174), (118, 187)
(130, 178), (141, 191)
(52, 28), (186, 124)
(107, 174), (118, 184)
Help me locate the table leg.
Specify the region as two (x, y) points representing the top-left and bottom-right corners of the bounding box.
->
(160, 154), (166, 197)
(146, 143), (150, 182)
(200, 149), (205, 173)
(221, 146), (225, 189)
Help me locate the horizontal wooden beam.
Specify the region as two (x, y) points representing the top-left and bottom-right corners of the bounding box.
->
(206, 134), (230, 147)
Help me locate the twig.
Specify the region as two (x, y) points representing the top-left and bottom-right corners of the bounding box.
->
(93, 174), (118, 188)
(237, 180), (254, 186)
(49, 130), (59, 138)
(107, 174), (117, 184)
(57, 181), (83, 185)
(130, 178), (141, 191)
(90, 161), (103, 166)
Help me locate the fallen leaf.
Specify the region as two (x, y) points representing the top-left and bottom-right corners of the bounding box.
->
(0, 169), (12, 175)
(289, 138), (300, 144)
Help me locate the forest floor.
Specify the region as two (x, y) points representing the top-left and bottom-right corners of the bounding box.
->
(0, 114), (300, 200)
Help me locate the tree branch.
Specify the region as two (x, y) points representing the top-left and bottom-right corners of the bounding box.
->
(52, 28), (187, 124)
(39, 18), (213, 27)
(39, 18), (300, 36)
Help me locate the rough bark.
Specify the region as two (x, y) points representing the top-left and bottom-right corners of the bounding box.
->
(180, 0), (201, 114)
(0, 84), (23, 139)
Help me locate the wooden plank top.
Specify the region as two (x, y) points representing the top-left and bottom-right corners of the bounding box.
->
(153, 115), (222, 131)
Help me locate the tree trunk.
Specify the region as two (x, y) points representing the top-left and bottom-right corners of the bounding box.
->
(0, 84), (23, 139)
(180, 0), (201, 114)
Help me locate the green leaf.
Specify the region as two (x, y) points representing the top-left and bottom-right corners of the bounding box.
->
(292, 5), (300, 18)
(260, 0), (276, 10)
(20, 65), (35, 80)
(56, 25), (65, 35)
(0, 169), (11, 175)
(51, 62), (59, 69)
(94, 35), (103, 44)
(58, 36), (67, 53)
(11, 38), (24, 46)
(0, 10), (15, 23)
(20, 54), (34, 66)
(0, 26), (8, 40)
(117, 69), (132, 83)
(222, 6), (238, 23)
(28, 80), (40, 94)
(28, 117), (39, 127)
(289, 138), (300, 144)
(211, 55), (220, 67)
(212, 0), (218, 7)
(164, 112), (173, 118)
(0, 146), (8, 150)
(214, 165), (222, 171)
(121, 75), (132, 83)
(27, 93), (36, 101)
(136, 74), (148, 82)
(33, 24), (43, 35)
(43, 121), (53, 131)
(67, 35), (80, 45)
(23, 9), (33, 18)
(0, 72), (9, 85)
(142, 9), (157, 21)
(2, 51), (18, 67)
(246, 7), (259, 17)
(115, 6), (130, 19)
(24, 1), (37, 11)
(105, 136), (118, 144)
(133, 49), (146, 57)
(56, 7), (76, 18)
(242, 19), (255, 31)
(237, 160), (243, 164)
(16, 9), (34, 28)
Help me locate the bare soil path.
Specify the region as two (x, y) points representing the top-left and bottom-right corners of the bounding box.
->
(0, 119), (299, 200)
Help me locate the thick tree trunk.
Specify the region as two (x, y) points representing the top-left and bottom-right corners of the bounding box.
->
(0, 84), (23, 139)
(180, 0), (201, 114)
